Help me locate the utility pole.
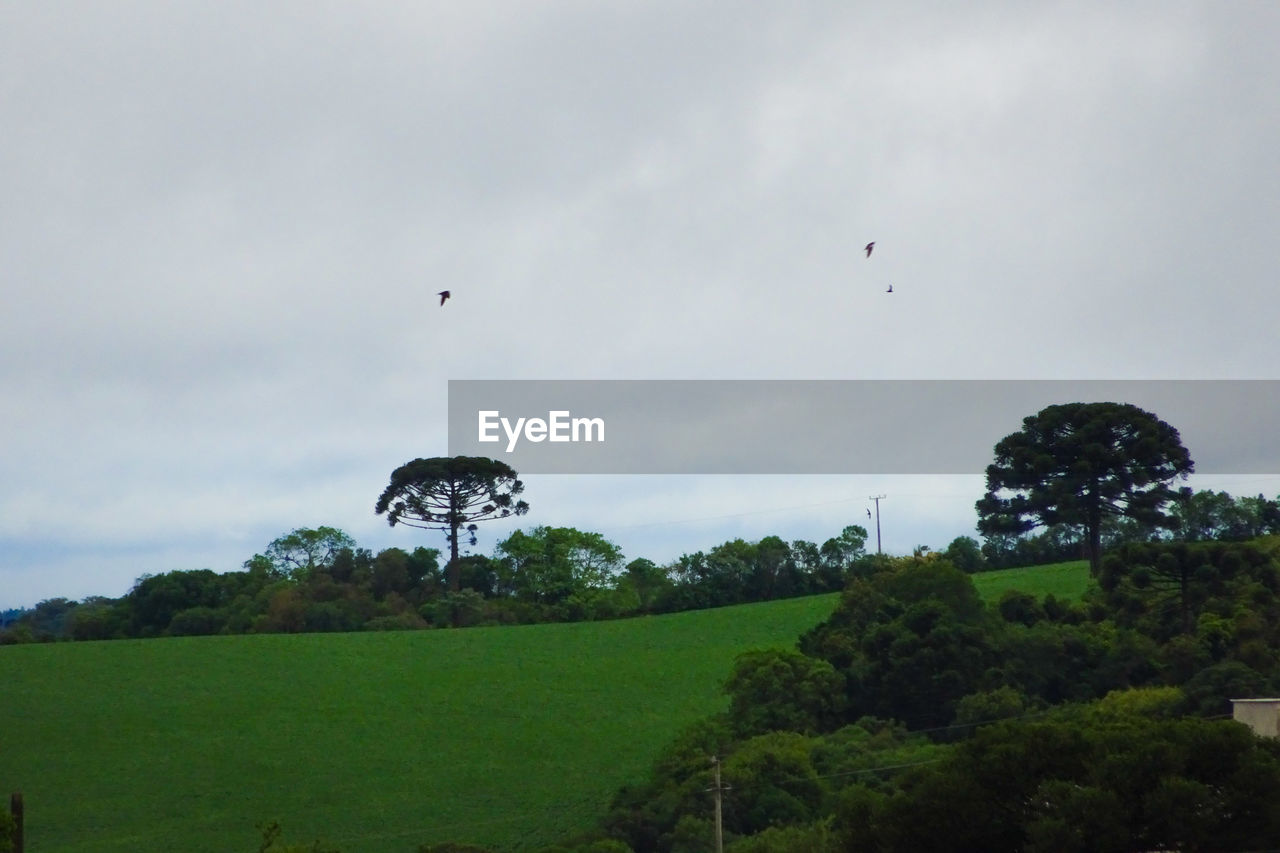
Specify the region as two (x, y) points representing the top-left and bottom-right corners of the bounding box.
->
(710, 755), (724, 853)
(869, 495), (886, 554)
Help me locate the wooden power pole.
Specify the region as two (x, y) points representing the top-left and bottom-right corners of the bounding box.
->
(869, 494), (886, 554)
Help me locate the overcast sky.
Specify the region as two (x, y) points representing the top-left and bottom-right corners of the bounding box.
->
(4, 1), (1280, 609)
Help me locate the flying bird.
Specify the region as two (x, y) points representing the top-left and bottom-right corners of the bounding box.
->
(886, 284), (893, 293)
(867, 508), (872, 519)
(864, 242), (875, 258)
(437, 290), (451, 306)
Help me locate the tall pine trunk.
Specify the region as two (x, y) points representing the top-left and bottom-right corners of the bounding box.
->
(1087, 506), (1103, 576)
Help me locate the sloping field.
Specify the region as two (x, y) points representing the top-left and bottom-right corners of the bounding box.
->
(0, 561), (1092, 853)
(797, 558), (1091, 606)
(0, 595), (839, 853)
(971, 558), (1092, 603)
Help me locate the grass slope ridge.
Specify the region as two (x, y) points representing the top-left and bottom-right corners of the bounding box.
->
(0, 561), (1091, 852)
(970, 558), (1089, 603)
(1, 596), (839, 853)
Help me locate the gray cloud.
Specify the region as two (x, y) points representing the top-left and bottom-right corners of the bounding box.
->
(2, 1), (1278, 606)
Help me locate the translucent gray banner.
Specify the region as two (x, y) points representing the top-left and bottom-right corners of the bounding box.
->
(446, 380), (1280, 474)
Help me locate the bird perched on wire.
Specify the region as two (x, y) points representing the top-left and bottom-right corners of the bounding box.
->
(437, 290), (451, 306)
(886, 284), (893, 293)
(864, 242), (875, 258)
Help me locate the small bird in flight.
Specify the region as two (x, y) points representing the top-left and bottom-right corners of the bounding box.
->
(866, 508), (872, 519)
(886, 284), (893, 293)
(864, 241), (875, 258)
(437, 290), (451, 306)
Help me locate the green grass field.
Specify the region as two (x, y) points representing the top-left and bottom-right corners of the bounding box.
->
(971, 558), (1092, 603)
(1, 596), (840, 853)
(0, 560), (1091, 853)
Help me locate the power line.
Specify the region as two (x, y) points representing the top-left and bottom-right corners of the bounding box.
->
(604, 495), (871, 530)
(585, 475), (1280, 538)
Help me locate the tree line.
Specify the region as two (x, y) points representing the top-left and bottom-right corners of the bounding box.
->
(8, 402), (1280, 645)
(0, 522), (880, 643)
(7, 490), (1280, 644)
(976, 486), (1280, 569)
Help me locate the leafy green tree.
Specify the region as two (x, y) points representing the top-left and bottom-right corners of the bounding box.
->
(943, 535), (986, 573)
(1168, 488), (1280, 541)
(1239, 493), (1280, 536)
(703, 539), (756, 605)
(976, 402), (1194, 576)
(167, 606), (225, 636)
(263, 526), (357, 580)
(1099, 540), (1280, 642)
(1181, 660), (1276, 716)
(787, 539), (824, 588)
(495, 526), (623, 604)
(725, 822), (833, 853)
(126, 570), (244, 637)
(449, 554), (496, 597)
(750, 535), (801, 600)
(800, 557), (997, 728)
(666, 535), (818, 609)
(67, 596), (129, 640)
(996, 589), (1044, 627)
(367, 547), (412, 600)
(603, 715), (735, 852)
(818, 525), (868, 583)
(852, 715), (1280, 852)
(258, 585), (308, 633)
(421, 589), (488, 628)
(979, 527), (1083, 568)
(724, 649), (846, 736)
(951, 685), (1034, 731)
(327, 546), (374, 585)
(375, 456), (529, 591)
(722, 732), (824, 836)
(21, 597), (79, 639)
(1170, 488), (1240, 541)
(993, 618), (1162, 708)
(613, 558), (673, 613)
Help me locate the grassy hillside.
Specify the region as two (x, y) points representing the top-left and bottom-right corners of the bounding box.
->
(0, 596), (840, 853)
(0, 560), (1092, 853)
(971, 558), (1092, 603)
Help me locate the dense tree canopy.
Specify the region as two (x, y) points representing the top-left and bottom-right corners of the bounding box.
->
(976, 402), (1194, 575)
(800, 556), (997, 729)
(839, 712), (1280, 852)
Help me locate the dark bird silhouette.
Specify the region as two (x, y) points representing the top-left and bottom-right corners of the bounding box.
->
(886, 284), (893, 293)
(867, 508), (872, 519)
(864, 242), (875, 258)
(438, 290), (451, 306)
